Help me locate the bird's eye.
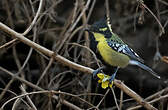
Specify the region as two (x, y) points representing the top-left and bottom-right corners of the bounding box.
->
(99, 27), (108, 32)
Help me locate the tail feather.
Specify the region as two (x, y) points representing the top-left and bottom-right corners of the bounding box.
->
(129, 60), (160, 79)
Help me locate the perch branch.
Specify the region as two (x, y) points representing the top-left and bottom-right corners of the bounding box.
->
(0, 22), (157, 110)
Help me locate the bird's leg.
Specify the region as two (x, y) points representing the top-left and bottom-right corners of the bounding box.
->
(93, 66), (105, 79)
(108, 67), (119, 83)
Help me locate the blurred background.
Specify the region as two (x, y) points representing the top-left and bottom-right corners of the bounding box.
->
(0, 0), (168, 109)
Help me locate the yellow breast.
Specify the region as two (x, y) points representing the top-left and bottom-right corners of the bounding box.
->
(97, 41), (130, 68)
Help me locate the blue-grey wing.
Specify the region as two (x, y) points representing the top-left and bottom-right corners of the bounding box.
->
(107, 41), (144, 63)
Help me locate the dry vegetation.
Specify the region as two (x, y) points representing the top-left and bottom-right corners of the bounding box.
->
(0, 0), (168, 110)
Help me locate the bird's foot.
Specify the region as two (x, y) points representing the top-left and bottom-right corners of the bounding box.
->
(108, 73), (116, 84)
(93, 67), (105, 79)
(108, 67), (118, 84)
(94, 67), (118, 89)
(97, 73), (113, 89)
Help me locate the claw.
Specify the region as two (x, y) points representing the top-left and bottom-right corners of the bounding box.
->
(93, 69), (100, 78)
(94, 67), (119, 89)
(108, 75), (115, 83)
(108, 67), (119, 83)
(92, 67), (105, 79)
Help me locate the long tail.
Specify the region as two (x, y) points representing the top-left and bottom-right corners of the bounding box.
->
(129, 60), (160, 79)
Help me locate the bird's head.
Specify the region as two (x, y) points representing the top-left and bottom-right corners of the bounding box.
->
(85, 18), (113, 39)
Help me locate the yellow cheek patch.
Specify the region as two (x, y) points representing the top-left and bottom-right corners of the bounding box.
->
(99, 27), (108, 31)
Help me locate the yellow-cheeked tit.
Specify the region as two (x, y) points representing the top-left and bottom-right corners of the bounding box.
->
(85, 17), (160, 84)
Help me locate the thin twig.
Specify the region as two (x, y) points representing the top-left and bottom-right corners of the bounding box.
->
(67, 42), (101, 67)
(12, 98), (23, 110)
(114, 80), (157, 110)
(56, 0), (91, 53)
(138, 0), (165, 36)
(128, 87), (168, 109)
(0, 39), (17, 49)
(0, 66), (82, 110)
(111, 88), (120, 110)
(105, 0), (110, 19)
(119, 88), (124, 109)
(96, 89), (110, 108)
(36, 58), (54, 85)
(20, 85), (37, 110)
(23, 0), (44, 35)
(128, 93), (168, 110)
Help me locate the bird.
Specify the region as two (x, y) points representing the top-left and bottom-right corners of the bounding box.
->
(85, 16), (160, 85)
